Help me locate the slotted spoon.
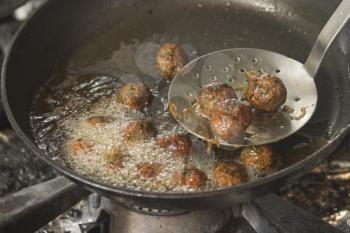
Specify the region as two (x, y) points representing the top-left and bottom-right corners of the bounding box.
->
(168, 0), (350, 148)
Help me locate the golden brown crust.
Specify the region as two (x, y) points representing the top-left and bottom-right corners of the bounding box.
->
(156, 43), (187, 80)
(118, 83), (152, 110)
(174, 168), (208, 188)
(105, 147), (125, 170)
(214, 162), (247, 187)
(198, 83), (238, 117)
(157, 134), (192, 157)
(239, 145), (277, 172)
(123, 120), (157, 142)
(244, 72), (287, 112)
(210, 113), (245, 141)
(137, 163), (162, 179)
(213, 99), (252, 128)
(70, 139), (93, 155)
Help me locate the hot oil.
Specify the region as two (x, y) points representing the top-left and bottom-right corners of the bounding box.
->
(30, 71), (218, 192)
(29, 7), (329, 192)
(30, 68), (329, 193)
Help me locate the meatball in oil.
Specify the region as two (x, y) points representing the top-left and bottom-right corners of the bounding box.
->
(157, 134), (192, 157)
(70, 139), (93, 156)
(123, 120), (157, 142)
(214, 162), (247, 187)
(174, 168), (208, 189)
(138, 163), (161, 179)
(239, 145), (278, 176)
(156, 43), (187, 80)
(105, 147), (125, 169)
(118, 83), (152, 110)
(244, 72), (287, 112)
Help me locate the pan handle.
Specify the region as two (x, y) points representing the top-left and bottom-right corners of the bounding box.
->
(242, 194), (343, 233)
(0, 176), (89, 233)
(304, 0), (350, 78)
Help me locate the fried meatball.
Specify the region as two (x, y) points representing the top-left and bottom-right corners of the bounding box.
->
(174, 168), (208, 188)
(156, 43), (187, 80)
(157, 134), (192, 157)
(118, 83), (152, 110)
(70, 139), (93, 155)
(105, 147), (125, 169)
(86, 116), (114, 126)
(244, 72), (287, 112)
(239, 145), (277, 175)
(210, 113), (245, 141)
(198, 83), (238, 117)
(137, 163), (161, 179)
(214, 162), (247, 187)
(213, 99), (252, 128)
(123, 120), (157, 142)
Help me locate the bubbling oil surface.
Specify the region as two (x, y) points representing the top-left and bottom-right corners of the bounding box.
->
(30, 34), (329, 193)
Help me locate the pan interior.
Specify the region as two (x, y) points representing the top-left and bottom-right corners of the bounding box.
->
(6, 0), (348, 195)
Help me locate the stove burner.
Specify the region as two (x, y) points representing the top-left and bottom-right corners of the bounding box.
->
(122, 204), (188, 216)
(105, 199), (232, 233)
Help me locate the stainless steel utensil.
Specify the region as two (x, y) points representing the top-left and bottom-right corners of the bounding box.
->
(168, 0), (350, 148)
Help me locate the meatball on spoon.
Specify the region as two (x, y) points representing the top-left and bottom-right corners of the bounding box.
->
(168, 0), (350, 148)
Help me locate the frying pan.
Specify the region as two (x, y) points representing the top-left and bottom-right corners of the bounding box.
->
(2, 0), (350, 211)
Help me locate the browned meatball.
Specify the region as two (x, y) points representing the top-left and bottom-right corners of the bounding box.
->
(157, 134), (192, 157)
(70, 139), (93, 155)
(214, 162), (247, 187)
(244, 72), (287, 112)
(198, 83), (238, 117)
(210, 113), (245, 141)
(156, 43), (187, 80)
(123, 120), (157, 142)
(174, 168), (208, 188)
(86, 116), (114, 126)
(239, 145), (277, 175)
(118, 83), (152, 110)
(137, 163), (162, 178)
(213, 99), (252, 128)
(105, 147), (125, 169)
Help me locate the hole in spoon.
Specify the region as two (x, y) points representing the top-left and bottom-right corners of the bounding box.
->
(187, 92), (194, 97)
(252, 57), (258, 63)
(276, 69), (281, 73)
(222, 66), (230, 73)
(240, 68), (246, 73)
(227, 77), (235, 83)
(235, 57), (241, 62)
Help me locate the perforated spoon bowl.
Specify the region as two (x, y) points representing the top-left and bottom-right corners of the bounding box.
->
(168, 0), (350, 148)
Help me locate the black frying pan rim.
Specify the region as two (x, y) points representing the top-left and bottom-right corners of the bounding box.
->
(2, 0), (350, 200)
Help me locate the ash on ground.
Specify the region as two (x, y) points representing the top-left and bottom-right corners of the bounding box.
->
(0, 129), (55, 197)
(278, 136), (350, 228)
(279, 161), (350, 226)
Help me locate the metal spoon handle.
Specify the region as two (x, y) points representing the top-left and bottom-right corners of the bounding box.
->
(304, 0), (350, 78)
